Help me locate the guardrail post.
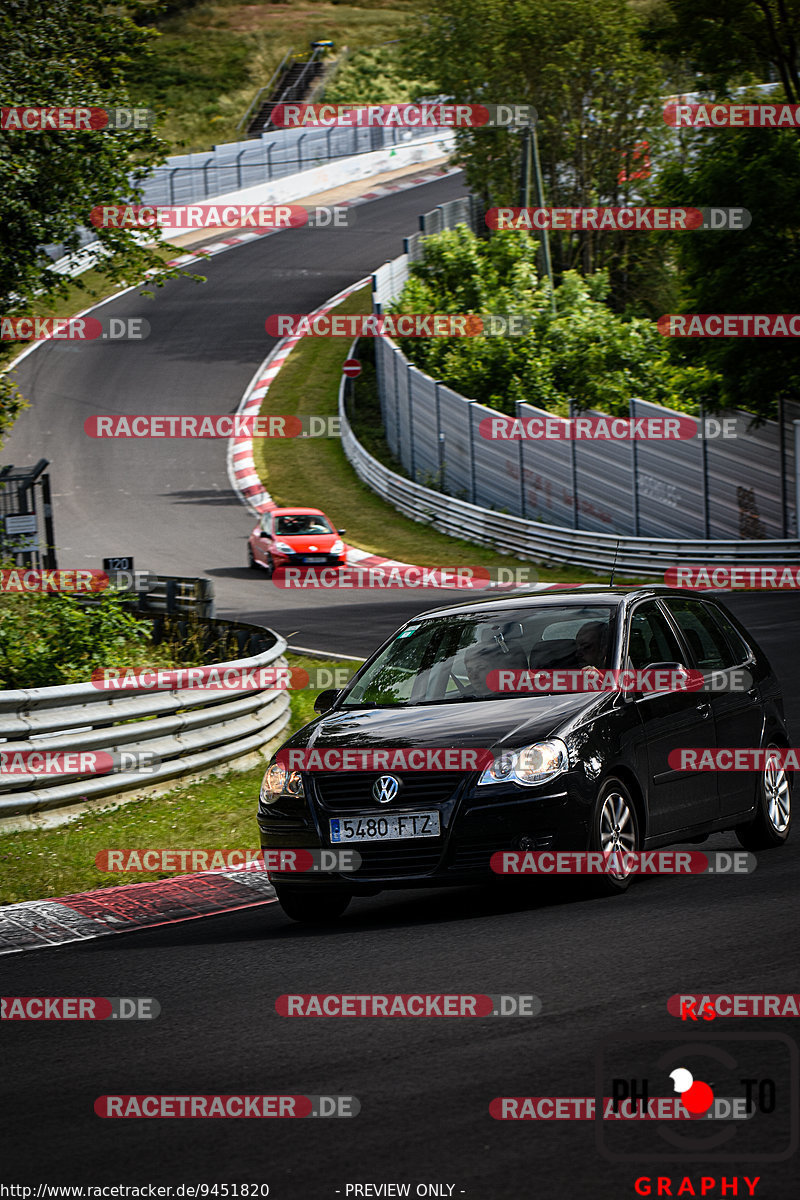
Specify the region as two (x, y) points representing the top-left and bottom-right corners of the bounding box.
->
(516, 399), (526, 519)
(794, 422), (800, 539)
(168, 169), (178, 205)
(165, 579), (177, 614)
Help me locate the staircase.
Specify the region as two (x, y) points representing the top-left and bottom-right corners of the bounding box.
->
(245, 50), (326, 139)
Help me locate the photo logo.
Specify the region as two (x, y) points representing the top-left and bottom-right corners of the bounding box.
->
(1, 317), (149, 342)
(0, 107), (154, 131)
(666, 565), (800, 590)
(664, 102), (800, 128)
(658, 315), (800, 337)
(270, 102), (537, 128)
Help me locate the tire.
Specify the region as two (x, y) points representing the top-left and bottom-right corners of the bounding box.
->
(247, 544), (258, 570)
(735, 744), (792, 850)
(587, 777), (641, 894)
(274, 885), (351, 925)
(263, 553), (275, 579)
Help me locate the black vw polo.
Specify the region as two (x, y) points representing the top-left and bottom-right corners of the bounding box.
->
(258, 588), (791, 922)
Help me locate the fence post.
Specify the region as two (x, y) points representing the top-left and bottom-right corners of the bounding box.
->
(517, 399), (526, 519)
(795, 422), (800, 540)
(700, 400), (710, 537)
(569, 397), (578, 529)
(168, 169), (178, 204)
(779, 395), (788, 537)
(630, 396), (640, 535)
(407, 362), (416, 481)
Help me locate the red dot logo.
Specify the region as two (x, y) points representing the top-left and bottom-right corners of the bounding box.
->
(670, 1067), (715, 1115)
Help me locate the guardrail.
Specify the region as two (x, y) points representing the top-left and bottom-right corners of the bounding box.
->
(0, 616), (291, 827)
(340, 367), (800, 576)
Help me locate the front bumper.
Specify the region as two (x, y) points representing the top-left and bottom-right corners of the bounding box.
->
(258, 769), (594, 889)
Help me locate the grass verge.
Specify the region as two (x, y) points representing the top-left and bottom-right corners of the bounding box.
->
(0, 654), (354, 906)
(251, 286), (642, 585)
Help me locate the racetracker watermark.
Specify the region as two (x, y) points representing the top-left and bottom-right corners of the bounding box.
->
(479, 414), (709, 440)
(94, 1095), (359, 1118)
(94, 848), (361, 873)
(1, 316), (149, 342)
(669, 995), (800, 1019)
(275, 994), (541, 1017)
(272, 565), (538, 589)
(486, 207), (751, 232)
(490, 1097), (753, 1121)
(275, 748), (494, 772)
(270, 102), (537, 128)
(264, 313), (534, 337)
(0, 107), (154, 131)
(491, 851), (755, 875)
(665, 565), (800, 589)
(668, 748), (800, 771)
(658, 314), (800, 337)
(90, 204), (349, 230)
(0, 568), (108, 592)
(84, 414), (341, 439)
(485, 668), (752, 694)
(90, 665), (356, 691)
(0, 751), (160, 776)
(1, 997), (159, 1020)
(665, 101), (800, 128)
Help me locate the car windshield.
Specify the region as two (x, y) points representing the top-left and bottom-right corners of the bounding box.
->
(275, 514), (334, 536)
(340, 605), (617, 706)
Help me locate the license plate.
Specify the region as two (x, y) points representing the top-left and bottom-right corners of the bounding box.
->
(329, 811), (440, 843)
(304, 556), (326, 563)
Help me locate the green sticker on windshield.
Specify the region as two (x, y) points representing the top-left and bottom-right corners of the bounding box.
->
(397, 626), (418, 638)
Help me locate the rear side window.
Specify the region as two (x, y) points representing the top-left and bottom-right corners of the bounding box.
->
(661, 599), (742, 670)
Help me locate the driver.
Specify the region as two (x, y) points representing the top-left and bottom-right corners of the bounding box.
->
(462, 639), (528, 697)
(575, 621), (610, 670)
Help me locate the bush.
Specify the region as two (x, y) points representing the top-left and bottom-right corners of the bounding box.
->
(0, 590), (174, 689)
(390, 227), (718, 416)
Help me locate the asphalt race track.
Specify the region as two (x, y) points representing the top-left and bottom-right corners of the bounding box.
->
(4, 173), (471, 657)
(3, 177), (800, 1197)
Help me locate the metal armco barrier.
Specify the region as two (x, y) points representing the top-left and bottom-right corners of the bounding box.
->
(340, 379), (800, 575)
(137, 574), (215, 619)
(0, 619), (290, 824)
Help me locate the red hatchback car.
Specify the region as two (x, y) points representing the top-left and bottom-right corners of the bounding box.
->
(248, 507), (347, 576)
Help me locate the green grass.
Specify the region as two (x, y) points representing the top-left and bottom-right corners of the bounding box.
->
(252, 286), (642, 585)
(0, 653), (355, 905)
(130, 1), (424, 152)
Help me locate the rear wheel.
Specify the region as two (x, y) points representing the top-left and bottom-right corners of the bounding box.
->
(273, 885), (351, 925)
(736, 745), (791, 850)
(588, 777), (640, 894)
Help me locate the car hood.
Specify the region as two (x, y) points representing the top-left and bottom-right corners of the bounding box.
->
(291, 693), (608, 752)
(279, 534), (338, 550)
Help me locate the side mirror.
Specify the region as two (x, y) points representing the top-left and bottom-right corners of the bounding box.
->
(625, 661), (690, 697)
(337, 528), (346, 535)
(314, 688), (339, 714)
(259, 529), (270, 538)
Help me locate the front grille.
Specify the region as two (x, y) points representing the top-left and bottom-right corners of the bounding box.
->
(313, 772), (460, 810)
(351, 843), (443, 877)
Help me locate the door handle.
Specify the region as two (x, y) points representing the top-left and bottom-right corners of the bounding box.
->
(695, 702), (712, 719)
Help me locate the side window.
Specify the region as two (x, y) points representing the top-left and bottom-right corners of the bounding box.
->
(662, 599), (737, 671)
(627, 602), (684, 669)
(704, 604), (752, 666)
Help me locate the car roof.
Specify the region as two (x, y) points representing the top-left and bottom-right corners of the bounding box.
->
(270, 507), (327, 516)
(410, 585), (710, 622)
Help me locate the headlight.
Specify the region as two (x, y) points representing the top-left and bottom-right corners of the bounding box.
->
(331, 539), (344, 554)
(259, 761), (305, 806)
(274, 541), (295, 554)
(477, 738), (569, 788)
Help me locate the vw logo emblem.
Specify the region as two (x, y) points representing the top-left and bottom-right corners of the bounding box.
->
(373, 774), (400, 804)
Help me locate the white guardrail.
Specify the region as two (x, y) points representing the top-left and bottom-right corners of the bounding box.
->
(0, 633), (291, 827)
(339, 360), (800, 576)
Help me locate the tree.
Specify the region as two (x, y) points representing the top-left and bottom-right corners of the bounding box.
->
(404, 0), (666, 301)
(0, 0), (175, 444)
(646, 0), (800, 100)
(656, 124), (800, 418)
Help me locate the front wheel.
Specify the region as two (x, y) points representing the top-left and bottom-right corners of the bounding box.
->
(273, 885), (351, 925)
(247, 544), (258, 570)
(588, 777), (641, 894)
(736, 745), (791, 850)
